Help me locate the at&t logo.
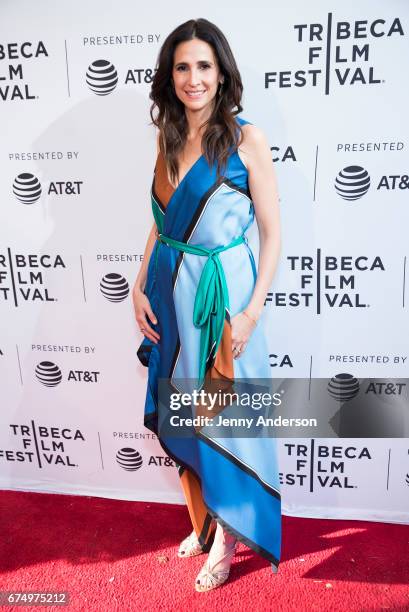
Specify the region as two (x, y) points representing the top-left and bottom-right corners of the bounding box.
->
(100, 273), (129, 302)
(328, 373), (360, 401)
(85, 58), (157, 95)
(13, 173), (42, 204)
(335, 166), (370, 200)
(327, 373), (407, 402)
(35, 361), (100, 386)
(335, 165), (409, 200)
(116, 448), (143, 471)
(12, 173), (83, 204)
(35, 362), (62, 387)
(86, 60), (118, 95)
(115, 448), (175, 471)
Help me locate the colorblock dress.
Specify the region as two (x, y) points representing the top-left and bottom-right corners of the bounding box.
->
(137, 116), (281, 570)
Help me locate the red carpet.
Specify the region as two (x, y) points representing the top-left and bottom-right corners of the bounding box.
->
(0, 490), (408, 611)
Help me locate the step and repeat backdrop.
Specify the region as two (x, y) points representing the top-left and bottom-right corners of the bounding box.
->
(1, 0), (408, 523)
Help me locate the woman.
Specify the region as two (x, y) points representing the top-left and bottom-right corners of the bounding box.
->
(133, 18), (281, 592)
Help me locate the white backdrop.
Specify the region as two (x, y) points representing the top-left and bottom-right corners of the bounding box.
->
(1, 0), (408, 524)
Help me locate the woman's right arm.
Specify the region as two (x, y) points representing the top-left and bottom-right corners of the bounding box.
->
(132, 133), (160, 344)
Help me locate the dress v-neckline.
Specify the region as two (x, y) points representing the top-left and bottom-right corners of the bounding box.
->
(155, 116), (247, 210)
(163, 151), (204, 197)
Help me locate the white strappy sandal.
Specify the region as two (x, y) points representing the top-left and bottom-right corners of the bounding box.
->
(195, 524), (237, 592)
(177, 530), (204, 558)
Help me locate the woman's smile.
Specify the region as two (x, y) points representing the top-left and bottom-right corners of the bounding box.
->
(184, 89), (207, 99)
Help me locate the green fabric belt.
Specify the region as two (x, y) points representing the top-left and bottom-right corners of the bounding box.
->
(157, 232), (246, 386)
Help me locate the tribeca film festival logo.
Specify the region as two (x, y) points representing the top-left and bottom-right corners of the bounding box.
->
(35, 361), (100, 386)
(265, 15), (404, 94)
(12, 173), (83, 204)
(1, 421), (84, 468)
(280, 442), (371, 491)
(0, 249), (66, 307)
(0, 41), (49, 102)
(265, 251), (385, 313)
(86, 59), (156, 96)
(335, 165), (409, 200)
(115, 447), (175, 471)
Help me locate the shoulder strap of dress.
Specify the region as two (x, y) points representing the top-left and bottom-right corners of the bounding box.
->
(236, 115), (252, 126)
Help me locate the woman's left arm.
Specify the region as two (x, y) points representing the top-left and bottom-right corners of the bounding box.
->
(231, 125), (281, 357)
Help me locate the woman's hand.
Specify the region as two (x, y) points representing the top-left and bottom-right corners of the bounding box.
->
(230, 311), (257, 359)
(132, 286), (160, 344)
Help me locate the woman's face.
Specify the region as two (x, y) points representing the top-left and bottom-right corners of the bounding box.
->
(172, 38), (223, 114)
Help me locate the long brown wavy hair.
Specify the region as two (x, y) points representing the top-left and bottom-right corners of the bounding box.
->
(149, 18), (244, 184)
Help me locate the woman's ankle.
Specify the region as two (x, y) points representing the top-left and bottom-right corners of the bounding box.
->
(208, 524), (237, 567)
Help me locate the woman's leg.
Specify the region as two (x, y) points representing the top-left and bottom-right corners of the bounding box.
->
(195, 520), (237, 592)
(178, 465), (216, 553)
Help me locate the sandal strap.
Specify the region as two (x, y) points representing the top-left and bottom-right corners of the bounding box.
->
(178, 531), (203, 556)
(195, 543), (236, 591)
